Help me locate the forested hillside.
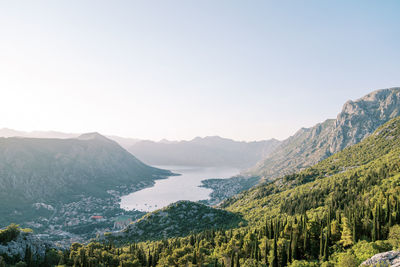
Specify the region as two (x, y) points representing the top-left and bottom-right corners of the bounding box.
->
(6, 116), (400, 266)
(116, 201), (243, 242)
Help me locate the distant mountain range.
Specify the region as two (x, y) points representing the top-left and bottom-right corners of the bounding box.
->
(0, 133), (171, 226)
(249, 87), (400, 180)
(128, 136), (281, 169)
(0, 129), (279, 170)
(0, 129), (141, 149)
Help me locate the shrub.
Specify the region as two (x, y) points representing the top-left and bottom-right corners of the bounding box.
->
(0, 224), (20, 244)
(15, 261), (27, 267)
(336, 251), (358, 267)
(288, 260), (319, 267)
(388, 224), (400, 248)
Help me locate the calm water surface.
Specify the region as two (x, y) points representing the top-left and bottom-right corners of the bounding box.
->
(119, 166), (239, 212)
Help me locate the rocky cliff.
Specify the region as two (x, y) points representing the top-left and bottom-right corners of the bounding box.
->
(361, 250), (400, 266)
(251, 87), (400, 180)
(0, 226), (55, 263)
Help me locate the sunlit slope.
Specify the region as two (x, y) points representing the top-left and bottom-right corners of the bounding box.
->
(115, 201), (244, 242)
(223, 115), (400, 224)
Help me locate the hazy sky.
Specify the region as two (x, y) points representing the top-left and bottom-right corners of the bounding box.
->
(1, 1), (399, 141)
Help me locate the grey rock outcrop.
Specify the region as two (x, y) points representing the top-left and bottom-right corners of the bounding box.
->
(361, 250), (400, 266)
(0, 231), (54, 261)
(251, 87), (400, 180)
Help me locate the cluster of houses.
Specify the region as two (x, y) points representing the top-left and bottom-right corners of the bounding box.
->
(90, 215), (132, 229)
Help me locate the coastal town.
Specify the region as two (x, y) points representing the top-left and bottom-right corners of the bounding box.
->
(21, 183), (156, 247)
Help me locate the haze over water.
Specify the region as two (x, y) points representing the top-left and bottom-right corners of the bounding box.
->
(120, 166), (239, 212)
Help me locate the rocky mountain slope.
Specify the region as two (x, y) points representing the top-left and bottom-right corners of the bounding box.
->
(114, 201), (243, 242)
(0, 133), (171, 227)
(361, 251), (400, 266)
(250, 87), (400, 180)
(0, 224), (57, 266)
(129, 136), (280, 169)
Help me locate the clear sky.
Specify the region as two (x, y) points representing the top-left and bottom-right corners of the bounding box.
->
(0, 1), (399, 141)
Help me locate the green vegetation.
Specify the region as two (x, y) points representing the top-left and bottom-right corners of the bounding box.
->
(4, 116), (400, 266)
(0, 224), (20, 245)
(116, 201), (244, 242)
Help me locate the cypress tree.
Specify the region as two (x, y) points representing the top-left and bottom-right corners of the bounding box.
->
(378, 204), (382, 240)
(281, 242), (288, 267)
(192, 250), (197, 265)
(386, 195), (391, 222)
(254, 237), (259, 260)
(292, 232), (298, 261)
(236, 252), (240, 267)
(288, 232), (293, 263)
(264, 238), (269, 265)
(271, 236), (278, 267)
(147, 249), (151, 267)
(319, 228), (323, 259)
(373, 206), (378, 241)
(24, 245), (32, 267)
(303, 228), (308, 257)
(323, 233), (329, 261)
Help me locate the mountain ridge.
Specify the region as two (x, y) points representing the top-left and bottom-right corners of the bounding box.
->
(128, 136), (281, 168)
(250, 87), (400, 180)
